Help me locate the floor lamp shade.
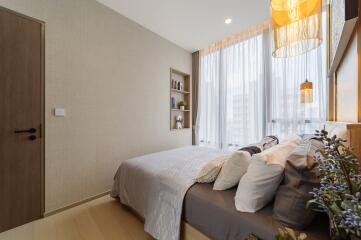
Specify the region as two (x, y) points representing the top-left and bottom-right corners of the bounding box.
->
(271, 0), (322, 57)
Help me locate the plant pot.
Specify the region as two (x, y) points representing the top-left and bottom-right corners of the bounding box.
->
(180, 106), (185, 111)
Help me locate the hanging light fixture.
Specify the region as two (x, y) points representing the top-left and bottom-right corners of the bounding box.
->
(300, 80), (313, 103)
(300, 52), (313, 103)
(270, 0), (322, 57)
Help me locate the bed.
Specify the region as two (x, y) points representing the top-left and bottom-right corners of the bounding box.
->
(111, 146), (231, 240)
(111, 122), (361, 240)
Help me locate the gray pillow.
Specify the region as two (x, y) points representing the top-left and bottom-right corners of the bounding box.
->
(272, 139), (322, 229)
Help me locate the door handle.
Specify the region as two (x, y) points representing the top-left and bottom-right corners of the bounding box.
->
(14, 128), (37, 134)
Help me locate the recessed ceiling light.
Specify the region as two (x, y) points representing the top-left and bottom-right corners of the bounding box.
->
(225, 18), (232, 24)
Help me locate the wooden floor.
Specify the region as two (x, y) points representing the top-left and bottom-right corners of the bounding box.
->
(0, 196), (153, 240)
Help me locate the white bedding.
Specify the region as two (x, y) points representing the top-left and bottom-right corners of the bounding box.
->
(111, 146), (230, 240)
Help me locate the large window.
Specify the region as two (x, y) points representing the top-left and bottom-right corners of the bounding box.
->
(198, 13), (327, 148)
(199, 33), (267, 148)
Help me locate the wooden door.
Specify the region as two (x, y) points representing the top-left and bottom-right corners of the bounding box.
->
(0, 7), (44, 232)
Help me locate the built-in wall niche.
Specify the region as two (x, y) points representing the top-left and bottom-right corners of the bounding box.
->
(170, 68), (191, 130)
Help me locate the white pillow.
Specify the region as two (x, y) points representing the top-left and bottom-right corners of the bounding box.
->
(194, 155), (229, 183)
(213, 151), (251, 190)
(235, 142), (299, 213)
(258, 140), (300, 167)
(287, 139), (324, 169)
(280, 134), (302, 145)
(330, 127), (349, 146)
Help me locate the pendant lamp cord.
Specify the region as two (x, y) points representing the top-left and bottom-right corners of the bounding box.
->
(305, 51), (308, 81)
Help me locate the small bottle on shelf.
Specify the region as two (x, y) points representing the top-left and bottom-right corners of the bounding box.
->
(171, 97), (176, 109)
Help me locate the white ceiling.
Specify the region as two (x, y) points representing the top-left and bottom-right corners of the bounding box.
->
(96, 0), (270, 52)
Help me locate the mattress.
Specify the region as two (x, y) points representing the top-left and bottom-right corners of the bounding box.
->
(183, 183), (330, 240)
(111, 146), (231, 240)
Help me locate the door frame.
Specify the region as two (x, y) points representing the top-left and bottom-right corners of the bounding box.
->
(0, 6), (45, 217)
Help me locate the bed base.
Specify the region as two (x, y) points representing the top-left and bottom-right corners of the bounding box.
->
(120, 203), (209, 239)
(181, 222), (209, 240)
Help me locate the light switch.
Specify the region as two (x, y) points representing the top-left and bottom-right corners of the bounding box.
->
(54, 108), (66, 117)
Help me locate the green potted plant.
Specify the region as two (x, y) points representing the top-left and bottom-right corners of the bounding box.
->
(307, 129), (361, 240)
(178, 101), (186, 111)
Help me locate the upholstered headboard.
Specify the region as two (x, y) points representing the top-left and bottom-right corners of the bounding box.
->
(325, 122), (361, 160)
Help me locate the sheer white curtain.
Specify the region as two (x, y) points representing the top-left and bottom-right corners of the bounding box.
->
(198, 12), (327, 148)
(267, 11), (327, 138)
(199, 51), (221, 148)
(199, 32), (268, 148)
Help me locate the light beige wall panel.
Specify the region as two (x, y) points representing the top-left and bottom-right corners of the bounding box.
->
(336, 33), (358, 122)
(0, 0), (192, 213)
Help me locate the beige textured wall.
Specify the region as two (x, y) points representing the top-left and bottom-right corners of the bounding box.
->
(0, 0), (192, 213)
(336, 33), (358, 122)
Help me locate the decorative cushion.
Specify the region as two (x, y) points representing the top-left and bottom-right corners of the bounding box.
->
(194, 155), (229, 183)
(287, 137), (323, 169)
(213, 151), (252, 191)
(235, 141), (299, 213)
(239, 146), (262, 156)
(324, 123), (349, 147)
(273, 161), (320, 230)
(330, 127), (349, 145)
(260, 136), (279, 150)
(238, 136), (279, 154)
(281, 135), (303, 145)
(258, 139), (301, 167)
(235, 155), (284, 213)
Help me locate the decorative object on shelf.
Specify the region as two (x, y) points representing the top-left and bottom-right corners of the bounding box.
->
(275, 227), (307, 240)
(171, 97), (176, 109)
(170, 68), (191, 130)
(175, 115), (183, 129)
(307, 129), (361, 240)
(270, 0), (322, 58)
(178, 101), (186, 111)
(300, 79), (313, 103)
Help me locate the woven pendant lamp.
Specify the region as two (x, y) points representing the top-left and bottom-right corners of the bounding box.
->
(300, 79), (313, 103)
(270, 0), (322, 58)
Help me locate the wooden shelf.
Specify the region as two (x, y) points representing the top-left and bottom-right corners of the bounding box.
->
(171, 108), (190, 112)
(170, 128), (191, 131)
(171, 89), (190, 94)
(170, 68), (191, 130)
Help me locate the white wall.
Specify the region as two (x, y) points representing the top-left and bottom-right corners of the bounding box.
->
(336, 32), (358, 122)
(0, 0), (192, 213)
